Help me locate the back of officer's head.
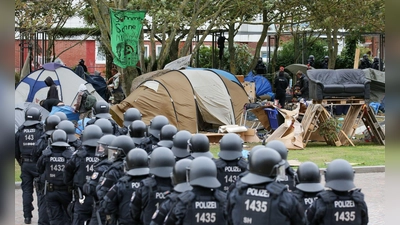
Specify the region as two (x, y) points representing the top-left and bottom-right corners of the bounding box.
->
(218, 133), (243, 161)
(188, 133), (213, 159)
(171, 130), (192, 159)
(56, 120), (78, 142)
(324, 159), (355, 192)
(188, 156), (220, 189)
(23, 107), (42, 126)
(149, 147), (175, 178)
(81, 124), (103, 147)
(296, 161), (324, 193)
(148, 115), (169, 138)
(109, 135), (135, 157)
(95, 134), (116, 158)
(241, 147), (285, 185)
(94, 118), (113, 135)
(125, 148), (150, 176)
(49, 129), (70, 148)
(265, 140), (290, 169)
(93, 101), (111, 119)
(44, 115), (61, 135)
(171, 158), (192, 192)
(54, 112), (68, 121)
(123, 108), (142, 127)
(158, 124), (178, 149)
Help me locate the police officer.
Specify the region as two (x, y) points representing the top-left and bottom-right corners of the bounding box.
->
(307, 55), (315, 68)
(188, 133), (214, 159)
(171, 130), (193, 161)
(37, 130), (74, 225)
(101, 148), (150, 224)
(214, 133), (248, 192)
(292, 161), (324, 215)
(96, 136), (136, 202)
(130, 147), (175, 225)
(358, 54), (372, 69)
(146, 115), (169, 152)
(305, 159), (369, 225)
(120, 108), (142, 135)
(165, 156), (227, 225)
(266, 140), (298, 191)
(226, 147), (304, 225)
(15, 108), (44, 224)
(321, 56), (329, 69)
(33, 114), (61, 225)
(86, 100), (121, 135)
(128, 120), (149, 149)
(150, 158), (193, 225)
(94, 118), (114, 135)
(54, 111), (68, 121)
(157, 124), (178, 149)
(83, 134), (116, 225)
(64, 125), (103, 225)
(56, 120), (82, 151)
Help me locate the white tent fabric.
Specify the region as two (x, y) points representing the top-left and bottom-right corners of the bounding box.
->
(15, 102), (49, 133)
(183, 70), (236, 125)
(15, 62), (103, 106)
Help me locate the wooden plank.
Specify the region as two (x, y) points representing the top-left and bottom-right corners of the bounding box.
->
(361, 106), (385, 145)
(354, 48), (360, 69)
(338, 104), (363, 145)
(314, 98), (365, 105)
(340, 130), (355, 146)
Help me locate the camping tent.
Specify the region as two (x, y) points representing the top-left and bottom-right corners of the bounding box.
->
(15, 102), (49, 133)
(244, 71), (273, 97)
(82, 74), (109, 101)
(15, 62), (104, 106)
(184, 67), (242, 86)
(362, 68), (385, 102)
(111, 69), (250, 133)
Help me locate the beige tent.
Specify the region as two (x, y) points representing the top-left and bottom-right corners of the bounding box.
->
(111, 69), (250, 133)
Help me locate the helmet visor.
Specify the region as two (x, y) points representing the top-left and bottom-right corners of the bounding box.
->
(96, 143), (108, 157)
(275, 164), (286, 182)
(108, 147), (119, 162)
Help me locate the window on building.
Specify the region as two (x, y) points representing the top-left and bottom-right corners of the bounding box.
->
(143, 45), (149, 58)
(156, 45), (162, 57)
(95, 41), (106, 64)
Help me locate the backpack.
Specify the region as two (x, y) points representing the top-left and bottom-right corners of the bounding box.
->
(81, 90), (97, 111)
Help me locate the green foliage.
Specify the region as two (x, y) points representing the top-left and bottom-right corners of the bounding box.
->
(319, 118), (341, 143)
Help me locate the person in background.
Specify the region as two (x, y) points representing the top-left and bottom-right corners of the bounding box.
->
(254, 57), (267, 75)
(39, 99), (64, 112)
(44, 76), (59, 100)
(79, 59), (88, 73)
(358, 54), (372, 69)
(321, 56), (329, 69)
(107, 68), (125, 104)
(307, 55), (315, 69)
(274, 69), (289, 108)
(295, 70), (309, 100)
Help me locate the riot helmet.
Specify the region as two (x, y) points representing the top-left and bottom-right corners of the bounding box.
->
(93, 101), (111, 119)
(56, 120), (78, 142)
(149, 147), (175, 178)
(296, 161), (324, 192)
(49, 129), (70, 147)
(94, 118), (113, 135)
(373, 57), (379, 63)
(44, 115), (61, 135)
(95, 134), (116, 158)
(241, 147), (285, 185)
(188, 156), (220, 189)
(246, 145), (265, 169)
(218, 133), (243, 160)
(324, 159), (355, 191)
(362, 54), (368, 60)
(108, 135), (135, 161)
(123, 108), (142, 127)
(324, 56), (329, 59)
(54, 112), (68, 121)
(158, 124), (178, 149)
(171, 130), (192, 158)
(23, 107), (41, 126)
(81, 124), (103, 147)
(309, 55), (314, 60)
(265, 140), (290, 168)
(124, 148), (150, 176)
(148, 115), (169, 138)
(188, 133), (212, 158)
(171, 158), (192, 192)
(129, 120), (147, 144)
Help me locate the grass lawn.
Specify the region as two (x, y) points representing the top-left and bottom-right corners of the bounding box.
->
(15, 142), (384, 182)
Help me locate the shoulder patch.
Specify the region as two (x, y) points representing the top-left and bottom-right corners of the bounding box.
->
(91, 172), (99, 180)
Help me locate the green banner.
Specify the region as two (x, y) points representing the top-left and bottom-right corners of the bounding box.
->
(110, 9), (146, 68)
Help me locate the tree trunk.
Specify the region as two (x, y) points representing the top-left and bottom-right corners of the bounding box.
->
(251, 9), (269, 74)
(228, 23), (236, 74)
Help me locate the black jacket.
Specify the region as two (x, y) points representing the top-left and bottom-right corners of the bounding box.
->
(44, 76), (59, 100)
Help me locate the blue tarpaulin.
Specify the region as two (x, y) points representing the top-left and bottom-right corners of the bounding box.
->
(244, 71), (273, 97)
(49, 105), (80, 121)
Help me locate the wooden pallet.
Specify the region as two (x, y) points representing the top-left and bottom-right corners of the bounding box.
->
(337, 104), (363, 146)
(361, 105), (385, 145)
(313, 98), (365, 105)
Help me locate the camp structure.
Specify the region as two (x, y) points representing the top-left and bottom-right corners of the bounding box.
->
(111, 69), (251, 133)
(15, 62), (104, 106)
(362, 68), (385, 103)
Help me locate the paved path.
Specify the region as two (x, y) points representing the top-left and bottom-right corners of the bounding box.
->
(15, 172), (384, 225)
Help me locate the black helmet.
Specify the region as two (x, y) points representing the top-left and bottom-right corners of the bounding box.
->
(93, 101), (111, 119)
(171, 158), (192, 192)
(246, 145), (265, 169)
(81, 125), (103, 147)
(158, 124), (178, 149)
(108, 135), (135, 161)
(241, 147), (285, 185)
(309, 55), (314, 59)
(94, 118), (113, 135)
(50, 129), (70, 147)
(171, 130), (192, 158)
(189, 156), (220, 188)
(324, 55), (329, 59)
(296, 161), (324, 192)
(148, 115), (169, 138)
(23, 107), (41, 126)
(56, 120), (77, 142)
(123, 108), (142, 127)
(54, 112), (68, 121)
(265, 140), (290, 168)
(188, 133), (212, 158)
(324, 159), (355, 191)
(219, 133), (243, 160)
(129, 120), (147, 144)
(124, 148), (150, 176)
(363, 54), (368, 59)
(149, 147), (175, 178)
(44, 115), (61, 135)
(95, 134), (116, 158)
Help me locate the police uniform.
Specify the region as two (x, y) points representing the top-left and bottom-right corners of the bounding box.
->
(150, 190), (180, 225)
(292, 190), (321, 215)
(226, 181), (304, 225)
(64, 146), (100, 225)
(15, 122), (44, 222)
(95, 159), (125, 201)
(279, 166), (298, 191)
(37, 145), (73, 224)
(305, 189), (369, 225)
(101, 174), (148, 224)
(164, 187), (227, 225)
(130, 176), (174, 225)
(214, 158), (248, 192)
